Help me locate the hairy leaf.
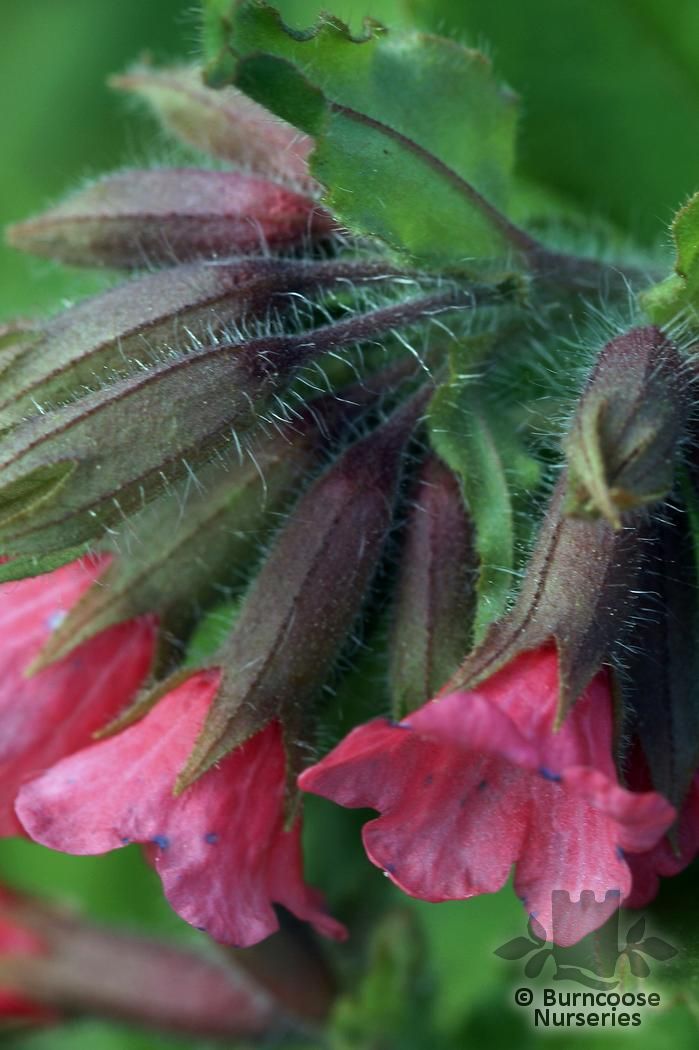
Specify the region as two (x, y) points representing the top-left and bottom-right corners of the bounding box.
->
(205, 0), (528, 267)
(0, 257), (357, 431)
(428, 375), (539, 639)
(643, 193), (699, 323)
(409, 0), (699, 243)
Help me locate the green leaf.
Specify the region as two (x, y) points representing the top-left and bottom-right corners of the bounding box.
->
(642, 193), (699, 322)
(428, 375), (540, 640)
(408, 0), (699, 244)
(205, 0), (526, 267)
(183, 599), (242, 667)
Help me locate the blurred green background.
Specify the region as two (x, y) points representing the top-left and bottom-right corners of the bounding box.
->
(2, 0), (699, 1046)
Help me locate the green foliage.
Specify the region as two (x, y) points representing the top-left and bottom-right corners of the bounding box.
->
(0, 0), (194, 320)
(428, 373), (540, 640)
(330, 910), (437, 1049)
(408, 0), (699, 244)
(0, 1020), (227, 1050)
(643, 193), (699, 322)
(205, 0), (522, 266)
(182, 599), (243, 667)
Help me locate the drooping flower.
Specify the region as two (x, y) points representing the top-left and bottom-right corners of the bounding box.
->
(15, 670), (346, 948)
(299, 645), (675, 946)
(0, 557), (155, 836)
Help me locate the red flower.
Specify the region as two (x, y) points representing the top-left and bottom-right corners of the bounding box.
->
(15, 670), (346, 948)
(299, 646), (675, 946)
(0, 558), (155, 836)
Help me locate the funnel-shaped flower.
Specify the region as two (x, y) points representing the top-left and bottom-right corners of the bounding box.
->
(300, 646), (674, 946)
(0, 557), (155, 835)
(15, 671), (346, 948)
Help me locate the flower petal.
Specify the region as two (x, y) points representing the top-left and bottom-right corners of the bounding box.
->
(300, 644), (675, 945)
(0, 556), (108, 661)
(300, 718), (530, 900)
(0, 557), (155, 835)
(405, 691), (539, 768)
(626, 774), (699, 908)
(513, 783), (627, 946)
(16, 673), (343, 947)
(562, 767), (675, 853)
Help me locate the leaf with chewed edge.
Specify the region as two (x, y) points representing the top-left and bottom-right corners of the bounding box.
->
(204, 0), (529, 268)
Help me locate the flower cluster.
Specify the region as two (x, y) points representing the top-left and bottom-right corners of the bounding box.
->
(3, 6), (699, 1002)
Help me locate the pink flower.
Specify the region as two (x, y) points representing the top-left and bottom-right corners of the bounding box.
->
(299, 646), (675, 946)
(15, 670), (346, 948)
(0, 558), (155, 835)
(624, 757), (699, 908)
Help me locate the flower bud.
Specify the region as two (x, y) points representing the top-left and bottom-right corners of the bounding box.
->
(0, 257), (372, 431)
(389, 454), (476, 717)
(443, 326), (692, 722)
(30, 374), (393, 670)
(0, 885), (55, 1024)
(620, 504), (699, 807)
(7, 169), (332, 269)
(111, 63), (314, 187)
(0, 319), (36, 351)
(442, 471), (646, 723)
(175, 389), (429, 791)
(0, 291), (462, 556)
(0, 890), (287, 1038)
(0, 320), (38, 387)
(225, 911), (337, 1024)
(564, 326), (688, 528)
